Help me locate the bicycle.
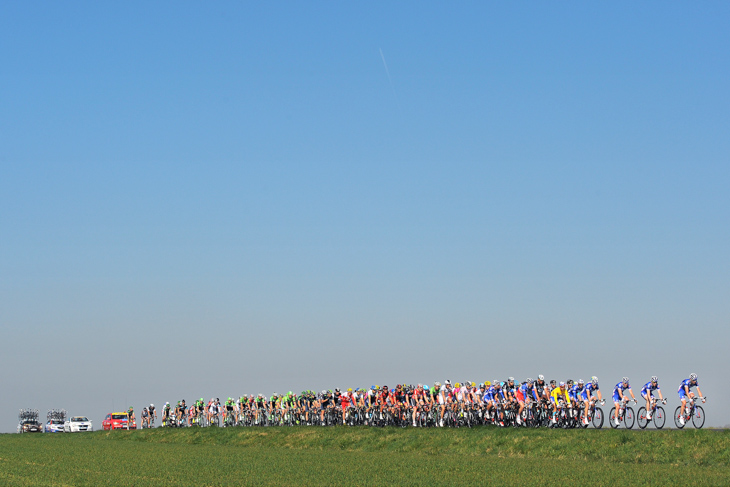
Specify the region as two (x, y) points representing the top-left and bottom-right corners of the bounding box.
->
(580, 399), (605, 429)
(609, 399), (635, 429)
(637, 397), (666, 429)
(674, 396), (706, 429)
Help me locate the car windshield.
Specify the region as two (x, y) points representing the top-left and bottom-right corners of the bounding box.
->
(71, 417), (88, 422)
(50, 420), (63, 424)
(23, 420), (39, 425)
(111, 414), (127, 420)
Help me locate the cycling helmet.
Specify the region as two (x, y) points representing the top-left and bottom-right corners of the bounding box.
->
(493, 379), (499, 386)
(471, 382), (476, 387)
(485, 381), (491, 386)
(526, 378), (533, 384)
(424, 385), (429, 391)
(150, 404), (154, 408)
(559, 382), (565, 387)
(335, 388), (340, 393)
(390, 389), (395, 393)
(371, 385), (375, 390)
(651, 376), (658, 383)
(455, 382), (461, 388)
(538, 374), (544, 381)
(273, 393), (278, 397)
(321, 390), (326, 395)
(500, 382), (506, 387)
(434, 382), (441, 387)
(622, 377), (629, 384)
(550, 380), (556, 386)
(508, 377), (514, 382)
(347, 388), (352, 392)
(567, 379), (574, 386)
(445, 379), (451, 385)
(591, 376), (598, 385)
(578, 379), (584, 385)
(689, 373), (697, 381)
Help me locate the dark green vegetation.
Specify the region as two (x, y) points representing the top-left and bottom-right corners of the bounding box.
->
(1, 427), (728, 486)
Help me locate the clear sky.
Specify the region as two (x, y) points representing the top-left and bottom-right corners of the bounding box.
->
(1, 1), (728, 431)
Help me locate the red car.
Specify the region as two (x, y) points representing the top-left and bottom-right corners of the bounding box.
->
(102, 412), (136, 430)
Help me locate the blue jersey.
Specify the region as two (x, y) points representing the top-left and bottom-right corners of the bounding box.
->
(519, 383), (539, 401)
(568, 384), (583, 400)
(581, 382), (598, 400)
(641, 381), (659, 395)
(677, 378), (698, 398)
(613, 381), (630, 401)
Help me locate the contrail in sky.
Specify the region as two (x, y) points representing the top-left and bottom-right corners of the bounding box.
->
(380, 48), (403, 115)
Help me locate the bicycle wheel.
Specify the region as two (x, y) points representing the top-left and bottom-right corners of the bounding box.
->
(592, 407), (604, 429)
(609, 407), (618, 429)
(673, 406), (685, 429)
(692, 406), (705, 429)
(654, 406), (666, 429)
(624, 407), (635, 429)
(637, 407), (648, 429)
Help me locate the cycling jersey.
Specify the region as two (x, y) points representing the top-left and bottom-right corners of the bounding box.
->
(678, 379), (698, 399)
(551, 387), (569, 405)
(581, 382), (599, 401)
(519, 383), (539, 402)
(613, 382), (632, 402)
(641, 381), (660, 397)
(568, 384), (583, 401)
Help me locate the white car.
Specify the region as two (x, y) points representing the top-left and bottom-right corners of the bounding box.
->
(64, 416), (93, 432)
(45, 419), (65, 433)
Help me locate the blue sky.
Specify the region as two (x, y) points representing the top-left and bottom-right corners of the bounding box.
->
(1, 1), (728, 430)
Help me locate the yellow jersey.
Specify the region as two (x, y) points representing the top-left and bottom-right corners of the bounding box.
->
(551, 387), (570, 405)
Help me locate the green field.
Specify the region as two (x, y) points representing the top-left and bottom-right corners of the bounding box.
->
(1, 427), (728, 486)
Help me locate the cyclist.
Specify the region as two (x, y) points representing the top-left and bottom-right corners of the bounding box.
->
(410, 384), (425, 427)
(148, 403), (157, 427)
(253, 394), (266, 424)
(127, 406), (135, 429)
(677, 373), (705, 426)
(581, 377), (603, 426)
(535, 375), (548, 401)
(640, 376), (664, 421)
(196, 398), (205, 424)
(175, 400), (185, 426)
(568, 380), (584, 421)
(224, 398), (235, 426)
(612, 377), (636, 427)
(319, 390), (331, 425)
(141, 407), (149, 428)
(162, 402), (171, 426)
(516, 378), (539, 425)
(550, 382), (570, 425)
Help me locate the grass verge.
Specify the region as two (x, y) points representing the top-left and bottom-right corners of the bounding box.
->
(1, 427), (728, 486)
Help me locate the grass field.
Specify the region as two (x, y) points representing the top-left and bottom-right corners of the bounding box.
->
(1, 427), (728, 486)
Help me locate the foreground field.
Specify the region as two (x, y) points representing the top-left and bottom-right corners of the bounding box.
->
(1, 427), (728, 486)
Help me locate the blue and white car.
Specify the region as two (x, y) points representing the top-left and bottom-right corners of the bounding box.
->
(64, 416), (93, 432)
(44, 419), (65, 433)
